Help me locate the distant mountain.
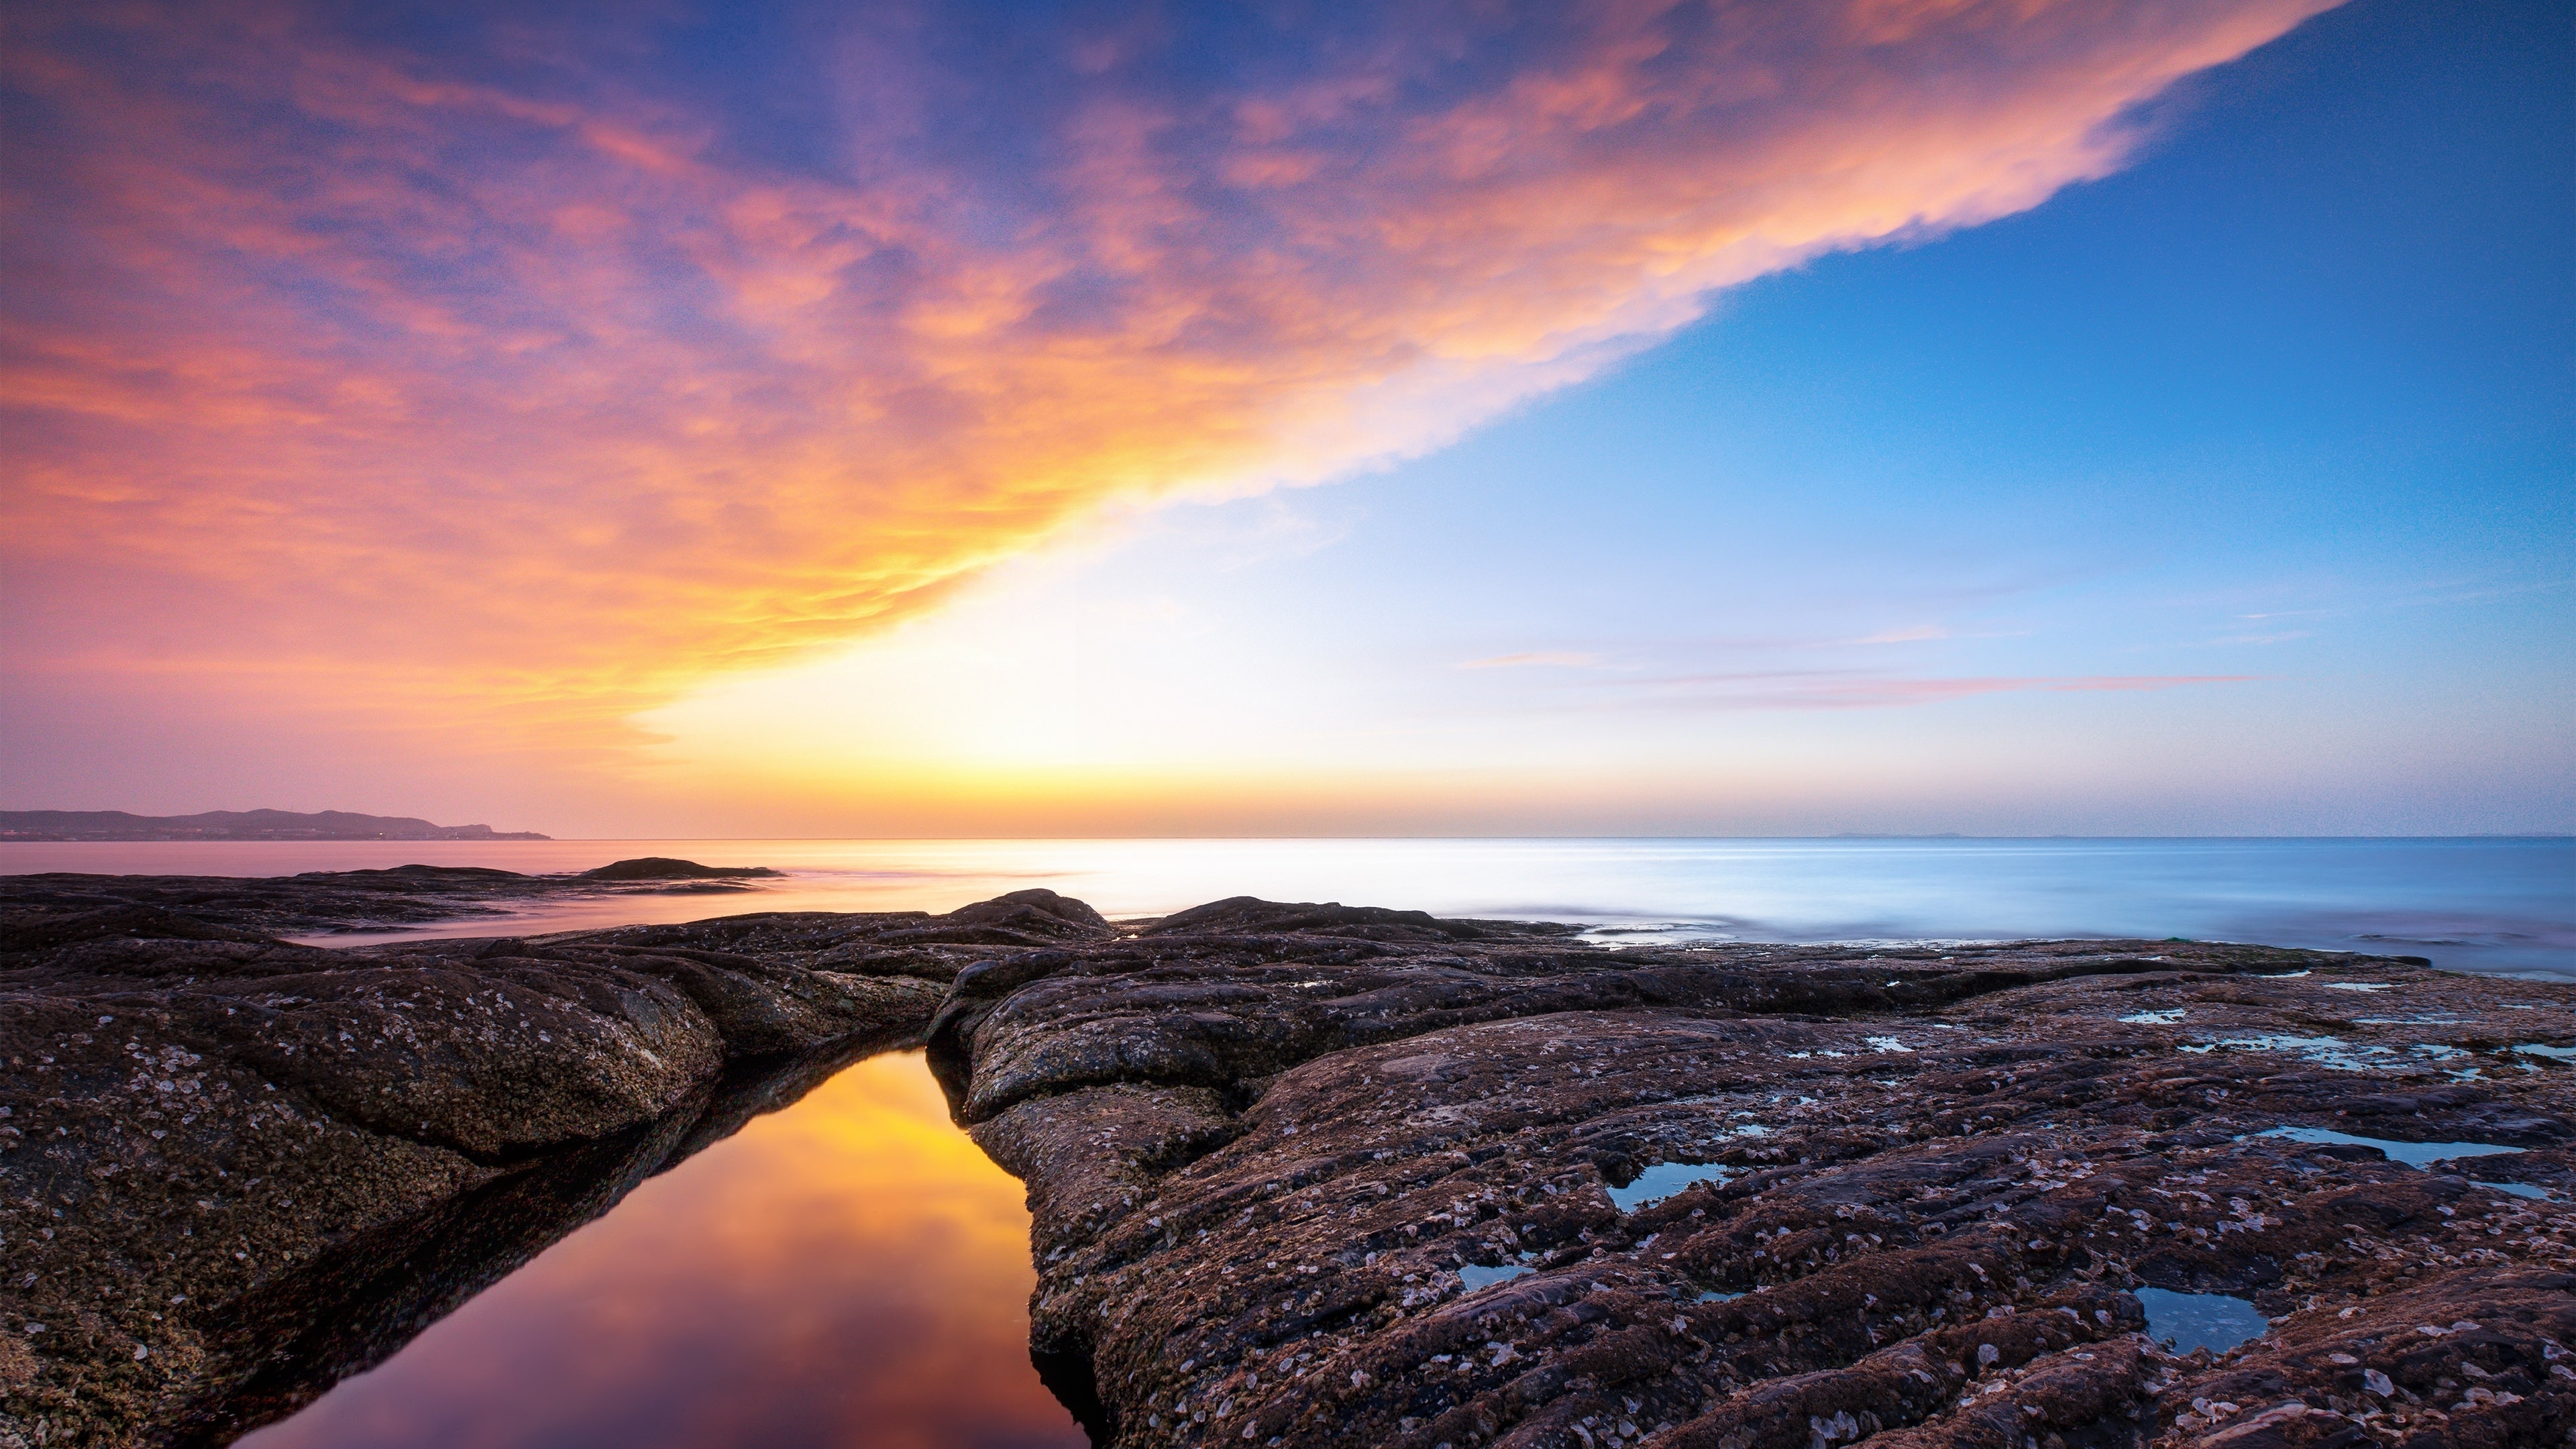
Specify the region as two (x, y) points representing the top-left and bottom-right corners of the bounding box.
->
(0, 810), (550, 842)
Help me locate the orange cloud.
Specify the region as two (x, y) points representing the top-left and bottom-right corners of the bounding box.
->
(0, 1), (2340, 757)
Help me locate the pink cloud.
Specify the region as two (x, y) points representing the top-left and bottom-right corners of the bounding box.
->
(0, 1), (2341, 756)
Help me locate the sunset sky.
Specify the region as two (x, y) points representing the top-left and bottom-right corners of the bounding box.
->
(3, 0), (2567, 837)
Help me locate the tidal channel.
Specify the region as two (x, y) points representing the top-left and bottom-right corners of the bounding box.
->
(240, 1053), (1085, 1449)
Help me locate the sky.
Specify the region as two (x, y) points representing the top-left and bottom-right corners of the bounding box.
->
(2, 0), (2567, 837)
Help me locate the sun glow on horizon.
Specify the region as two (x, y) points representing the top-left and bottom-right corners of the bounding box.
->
(3, 0), (2566, 838)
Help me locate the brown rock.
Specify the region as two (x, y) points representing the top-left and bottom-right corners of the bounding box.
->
(0, 887), (1071, 1446)
(10, 881), (2576, 1449)
(925, 903), (2576, 1449)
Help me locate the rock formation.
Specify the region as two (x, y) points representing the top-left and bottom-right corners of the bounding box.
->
(933, 901), (2576, 1449)
(4, 880), (2573, 1449)
(3, 858), (782, 940)
(0, 884), (1108, 1445)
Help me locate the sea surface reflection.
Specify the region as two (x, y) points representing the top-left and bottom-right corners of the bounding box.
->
(241, 1053), (1083, 1449)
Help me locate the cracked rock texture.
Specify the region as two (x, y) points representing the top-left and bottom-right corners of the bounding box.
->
(932, 900), (2576, 1449)
(0, 885), (1112, 1447)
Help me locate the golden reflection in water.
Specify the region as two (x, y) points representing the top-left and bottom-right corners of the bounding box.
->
(243, 1052), (1085, 1449)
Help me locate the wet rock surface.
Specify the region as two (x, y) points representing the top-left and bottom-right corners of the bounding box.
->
(8, 881), (2576, 1449)
(0, 885), (1114, 1446)
(935, 902), (2576, 1449)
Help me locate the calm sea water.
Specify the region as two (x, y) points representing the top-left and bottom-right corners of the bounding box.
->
(8, 836), (2571, 977)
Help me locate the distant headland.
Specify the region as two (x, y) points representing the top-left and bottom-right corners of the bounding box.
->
(0, 808), (549, 841)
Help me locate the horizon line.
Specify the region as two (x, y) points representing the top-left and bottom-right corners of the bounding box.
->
(7, 833), (2569, 843)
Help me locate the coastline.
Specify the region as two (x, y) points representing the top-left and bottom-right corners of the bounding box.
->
(5, 838), (2568, 979)
(3, 875), (2572, 1446)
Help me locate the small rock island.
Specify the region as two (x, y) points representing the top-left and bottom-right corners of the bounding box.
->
(2, 877), (2570, 1447)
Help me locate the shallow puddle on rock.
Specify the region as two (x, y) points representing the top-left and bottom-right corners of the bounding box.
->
(2134, 1288), (2270, 1355)
(2178, 1034), (2394, 1071)
(241, 1052), (1083, 1449)
(2257, 1124), (2524, 1169)
(2514, 1042), (2576, 1060)
(1458, 1265), (1534, 1291)
(1607, 1161), (1735, 1212)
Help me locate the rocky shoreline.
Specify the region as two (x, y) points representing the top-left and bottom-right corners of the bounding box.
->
(5, 877), (2573, 1448)
(1, 858), (784, 941)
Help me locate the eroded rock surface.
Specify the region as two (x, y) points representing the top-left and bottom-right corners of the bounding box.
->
(934, 902), (2576, 1449)
(0, 886), (1111, 1446)
(9, 881), (2576, 1449)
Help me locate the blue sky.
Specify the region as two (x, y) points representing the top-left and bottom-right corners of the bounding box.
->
(6, 0), (2566, 834)
(635, 0), (2568, 835)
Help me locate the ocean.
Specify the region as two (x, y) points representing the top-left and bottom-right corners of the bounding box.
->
(8, 835), (2569, 978)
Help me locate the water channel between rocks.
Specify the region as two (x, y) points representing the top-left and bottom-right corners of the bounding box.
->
(239, 1052), (1085, 1449)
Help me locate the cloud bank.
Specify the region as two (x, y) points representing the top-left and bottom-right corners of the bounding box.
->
(1, 0), (2339, 749)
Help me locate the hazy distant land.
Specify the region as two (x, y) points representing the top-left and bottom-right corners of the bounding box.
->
(0, 808), (549, 841)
